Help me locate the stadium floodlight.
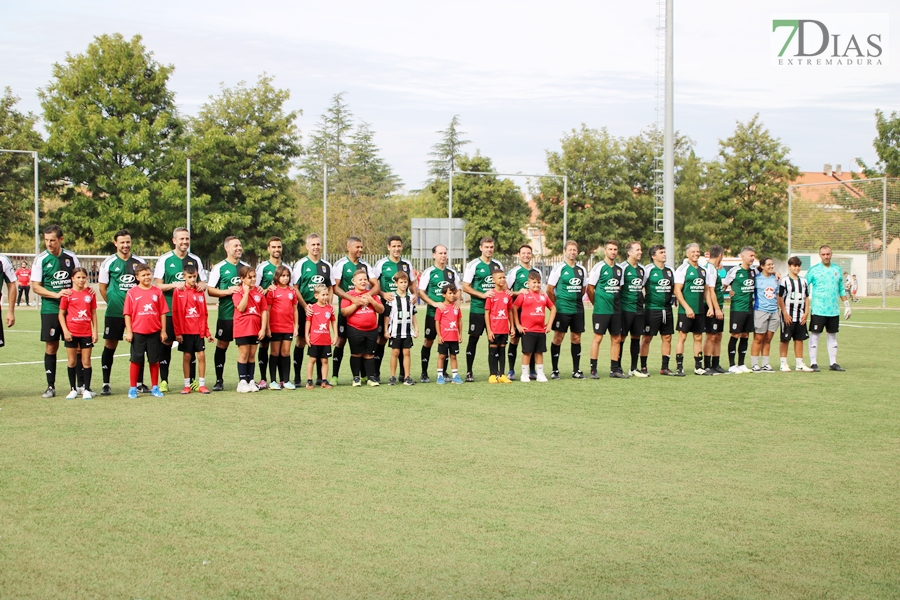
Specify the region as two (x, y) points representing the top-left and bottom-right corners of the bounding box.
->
(448, 170), (568, 261)
(0, 148), (39, 257)
(663, 0), (675, 267)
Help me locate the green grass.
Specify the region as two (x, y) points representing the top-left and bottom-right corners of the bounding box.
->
(1, 306), (898, 598)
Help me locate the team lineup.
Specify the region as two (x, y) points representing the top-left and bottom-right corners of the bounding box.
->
(0, 225), (853, 398)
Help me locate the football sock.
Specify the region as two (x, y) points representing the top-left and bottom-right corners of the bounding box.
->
(259, 349), (268, 381)
(364, 358), (376, 379)
(83, 367), (92, 391)
(293, 346), (304, 382)
(68, 366), (77, 390)
(826, 332), (838, 365)
(333, 346), (344, 378)
(676, 354), (684, 370)
(374, 343), (385, 377)
(437, 368), (444, 377)
(269, 352), (278, 382)
(630, 339), (640, 371)
(781, 357), (789, 367)
(75, 358), (83, 389)
(487, 348), (497, 376)
(281, 356), (291, 383)
(214, 347), (226, 382)
(704, 355), (711, 369)
(610, 360), (616, 372)
(199, 377), (206, 387)
(129, 361), (140, 387)
(236, 362), (245, 382)
(550, 343), (562, 371)
(530, 354), (537, 375)
(189, 354), (196, 381)
(137, 362), (145, 386)
(160, 345), (171, 382)
(571, 343), (581, 372)
(247, 363), (255, 383)
(618, 341), (625, 366)
(349, 356), (361, 377)
(185, 378), (192, 388)
(507, 343), (517, 372)
(149, 363), (159, 386)
(535, 364), (545, 376)
(101, 347), (115, 384)
(738, 338), (748, 365)
(751, 355), (759, 367)
(761, 356), (769, 368)
(590, 358), (598, 371)
(712, 355), (721, 368)
(661, 355), (670, 370)
(694, 355), (702, 370)
(808, 332), (820, 365)
(498, 345), (506, 374)
(465, 337), (478, 374)
(45, 353), (56, 387)
(451, 368), (458, 378)
(795, 358), (804, 368)
(728, 337), (738, 367)
(421, 345), (432, 377)
(640, 355), (648, 370)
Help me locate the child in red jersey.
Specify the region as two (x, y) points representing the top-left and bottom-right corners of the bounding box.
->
(59, 267), (98, 399)
(266, 265), (299, 390)
(434, 284), (463, 385)
(341, 269), (384, 387)
(512, 271), (556, 383)
(305, 284), (336, 390)
(171, 264), (213, 395)
(484, 268), (513, 384)
(124, 263), (168, 397)
(232, 266), (269, 393)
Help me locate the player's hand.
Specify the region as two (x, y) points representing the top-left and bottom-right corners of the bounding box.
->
(484, 289), (496, 298)
(124, 332), (133, 343)
(5, 312), (14, 327)
(266, 328), (272, 337)
(384, 292), (395, 303)
(207, 335), (215, 343)
(58, 289), (72, 298)
(197, 282), (208, 292)
(729, 290), (735, 298)
(233, 285), (244, 294)
(487, 332), (494, 342)
(686, 309), (695, 319)
(716, 309), (724, 320)
(64, 332), (72, 342)
(782, 314), (792, 326)
(160, 331), (168, 343)
(412, 330), (418, 339)
(545, 324), (552, 333)
(844, 307), (852, 320)
(176, 335), (183, 344)
(437, 336), (443, 345)
(91, 332), (98, 343)
(173, 282), (186, 291)
(258, 329), (265, 340)
(707, 307), (714, 318)
(305, 305), (314, 317)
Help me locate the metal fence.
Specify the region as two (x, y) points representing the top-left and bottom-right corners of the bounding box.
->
(788, 177), (900, 308)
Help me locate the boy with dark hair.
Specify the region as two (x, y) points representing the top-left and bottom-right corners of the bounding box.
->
(512, 271), (556, 383)
(124, 263), (168, 398)
(778, 257), (814, 372)
(385, 270), (418, 386)
(484, 268), (513, 384)
(171, 264), (213, 394)
(435, 284), (463, 385)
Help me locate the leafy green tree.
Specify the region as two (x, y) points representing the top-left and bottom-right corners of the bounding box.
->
(704, 114), (799, 257)
(427, 153), (528, 256)
(187, 75), (302, 262)
(533, 125), (644, 256)
(0, 88), (43, 247)
(39, 33), (185, 252)
(857, 109), (900, 177)
(427, 115), (470, 180)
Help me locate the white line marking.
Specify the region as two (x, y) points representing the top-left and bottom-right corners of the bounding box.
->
(0, 354), (129, 367)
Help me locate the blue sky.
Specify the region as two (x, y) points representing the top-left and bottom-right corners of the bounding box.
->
(2, 1), (897, 190)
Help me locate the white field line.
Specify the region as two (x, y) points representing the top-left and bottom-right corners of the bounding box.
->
(0, 353), (129, 367)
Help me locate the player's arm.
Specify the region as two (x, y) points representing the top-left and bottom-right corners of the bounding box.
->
(340, 298), (358, 317)
(484, 299), (495, 341)
(58, 304), (72, 341)
(546, 303), (557, 334)
(159, 312), (168, 343)
(777, 293), (791, 325)
(512, 303), (524, 334)
(801, 295), (810, 325)
(372, 297), (385, 315)
(90, 302), (98, 343)
(304, 312), (312, 340)
(4, 280), (15, 326)
(434, 308), (444, 345)
(259, 305), (269, 340)
(124, 314), (133, 342)
(545, 284), (557, 305)
(673, 283), (693, 317)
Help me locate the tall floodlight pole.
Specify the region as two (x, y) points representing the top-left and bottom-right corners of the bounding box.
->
(563, 176), (568, 245)
(448, 170), (454, 262)
(883, 177), (888, 308)
(0, 148), (39, 256)
(663, 0), (675, 266)
(186, 158), (191, 233)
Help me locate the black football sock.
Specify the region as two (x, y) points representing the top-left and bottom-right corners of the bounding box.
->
(83, 367), (92, 391)
(247, 363), (255, 383)
(68, 366), (77, 390)
(279, 355), (290, 383)
(333, 346), (344, 378)
(45, 353), (56, 387)
(507, 343), (518, 373)
(159, 345), (171, 382)
(293, 346), (304, 383)
(214, 347), (226, 382)
(189, 354), (196, 381)
(465, 336), (478, 374)
(421, 345), (432, 377)
(487, 348), (497, 376)
(530, 355), (537, 375)
(75, 357), (83, 389)
(349, 356), (361, 377)
(695, 355), (703, 370)
(640, 355), (648, 370)
(570, 343), (581, 372)
(258, 349), (268, 382)
(498, 345), (506, 375)
(738, 338), (749, 365)
(374, 343), (385, 377)
(712, 355), (720, 368)
(137, 361), (145, 386)
(269, 352), (278, 382)
(676, 354), (684, 370)
(550, 343), (561, 371)
(236, 362), (245, 382)
(590, 358), (598, 371)
(364, 358), (376, 379)
(101, 347), (115, 384)
(662, 355), (670, 370)
(728, 337), (738, 367)
(630, 338), (641, 371)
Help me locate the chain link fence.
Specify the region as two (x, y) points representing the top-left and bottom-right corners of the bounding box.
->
(788, 177), (900, 308)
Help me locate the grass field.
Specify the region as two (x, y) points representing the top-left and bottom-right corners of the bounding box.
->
(1, 305), (898, 598)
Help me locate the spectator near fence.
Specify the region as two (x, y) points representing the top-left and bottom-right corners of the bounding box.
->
(15, 261), (31, 306)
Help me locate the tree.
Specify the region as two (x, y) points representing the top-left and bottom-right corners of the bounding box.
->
(857, 109), (900, 178)
(296, 93), (403, 254)
(187, 75), (302, 262)
(704, 114), (799, 257)
(427, 153), (529, 256)
(427, 115), (470, 180)
(533, 125), (645, 256)
(0, 88), (43, 247)
(39, 33), (185, 253)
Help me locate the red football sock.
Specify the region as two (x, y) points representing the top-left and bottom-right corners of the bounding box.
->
(130, 362), (140, 387)
(149, 363), (159, 386)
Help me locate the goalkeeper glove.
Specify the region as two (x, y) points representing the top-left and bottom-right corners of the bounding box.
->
(843, 299), (852, 320)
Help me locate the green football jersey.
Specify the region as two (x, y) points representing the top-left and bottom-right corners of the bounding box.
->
(618, 261), (645, 313)
(153, 250), (207, 303)
(208, 259), (248, 320)
(31, 249), (80, 315)
(705, 264), (725, 308)
(642, 263), (675, 311)
(99, 254), (146, 318)
(418, 265), (459, 317)
(674, 262), (707, 315)
(723, 266), (756, 312)
(293, 257), (333, 304)
(463, 258), (503, 315)
(332, 257), (374, 293)
(374, 256), (413, 294)
(588, 261), (622, 315)
(547, 262), (586, 314)
(506, 264), (541, 292)
(255, 260), (291, 290)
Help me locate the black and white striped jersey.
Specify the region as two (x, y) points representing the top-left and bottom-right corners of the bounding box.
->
(779, 275), (809, 321)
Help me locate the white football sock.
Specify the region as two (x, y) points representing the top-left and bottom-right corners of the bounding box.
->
(808, 332), (820, 364)
(827, 332), (838, 365)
